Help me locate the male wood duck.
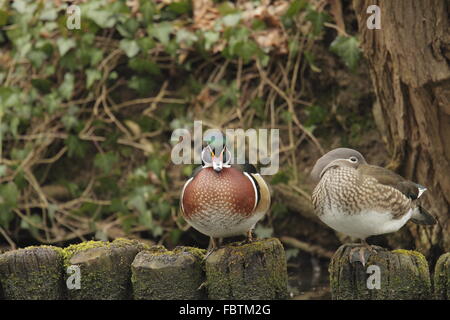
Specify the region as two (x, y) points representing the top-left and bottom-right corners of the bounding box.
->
(180, 144), (271, 253)
(311, 148), (437, 265)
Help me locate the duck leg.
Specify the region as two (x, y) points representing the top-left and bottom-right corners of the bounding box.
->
(246, 229), (254, 242)
(349, 239), (377, 266)
(205, 237), (219, 259)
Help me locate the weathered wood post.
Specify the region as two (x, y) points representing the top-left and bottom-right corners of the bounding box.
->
(205, 238), (288, 300)
(63, 238), (147, 300)
(131, 246), (206, 300)
(329, 244), (432, 299)
(434, 253), (449, 299)
(0, 246), (65, 300)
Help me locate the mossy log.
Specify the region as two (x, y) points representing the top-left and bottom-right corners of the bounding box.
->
(434, 253), (450, 300)
(205, 238), (288, 300)
(0, 246), (65, 300)
(64, 238), (146, 300)
(131, 246), (206, 300)
(329, 244), (432, 300)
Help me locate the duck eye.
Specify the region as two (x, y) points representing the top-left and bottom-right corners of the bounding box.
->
(349, 156), (358, 163)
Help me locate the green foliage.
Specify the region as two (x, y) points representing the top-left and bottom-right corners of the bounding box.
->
(305, 6), (329, 36)
(0, 182), (19, 228)
(0, 0), (370, 247)
(330, 35), (362, 71)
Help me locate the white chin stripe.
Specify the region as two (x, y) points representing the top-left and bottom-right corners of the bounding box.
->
(180, 177), (193, 212)
(417, 186), (427, 198)
(243, 172), (258, 211)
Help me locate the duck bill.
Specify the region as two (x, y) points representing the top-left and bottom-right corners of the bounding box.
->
(212, 157), (223, 172)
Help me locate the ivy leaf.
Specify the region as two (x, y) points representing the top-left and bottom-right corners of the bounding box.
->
(56, 38), (76, 57)
(27, 50), (47, 68)
(39, 2), (58, 21)
(176, 29), (198, 46)
(59, 73), (74, 99)
(203, 31), (219, 50)
(139, 209), (153, 229)
(128, 76), (155, 96)
(119, 39), (140, 58)
(128, 58), (160, 75)
(86, 69), (102, 88)
(127, 194), (146, 214)
(0, 165), (7, 177)
(65, 134), (87, 158)
(168, 0), (191, 15)
(222, 13), (241, 27)
(305, 9), (329, 36)
(330, 35), (361, 71)
(31, 78), (53, 94)
(138, 2), (155, 27)
(0, 182), (19, 228)
(149, 22), (172, 46)
(285, 0), (307, 18)
(94, 151), (119, 174)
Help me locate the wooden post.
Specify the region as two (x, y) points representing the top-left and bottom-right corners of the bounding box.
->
(0, 246), (65, 300)
(131, 246), (206, 300)
(434, 253), (449, 299)
(205, 238), (288, 300)
(64, 238), (147, 300)
(329, 244), (432, 300)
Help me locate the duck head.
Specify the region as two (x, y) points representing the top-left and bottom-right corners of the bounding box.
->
(311, 148), (367, 183)
(201, 145), (231, 172)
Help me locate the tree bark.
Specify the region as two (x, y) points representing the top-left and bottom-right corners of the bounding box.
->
(352, 0), (450, 259)
(329, 244), (432, 300)
(205, 238), (288, 300)
(434, 253), (450, 299)
(131, 246), (206, 300)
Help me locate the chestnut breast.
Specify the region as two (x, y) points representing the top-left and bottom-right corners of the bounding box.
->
(182, 167), (256, 220)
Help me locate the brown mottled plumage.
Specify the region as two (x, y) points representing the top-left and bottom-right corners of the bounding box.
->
(312, 165), (412, 221)
(311, 148), (436, 264)
(180, 145), (271, 253)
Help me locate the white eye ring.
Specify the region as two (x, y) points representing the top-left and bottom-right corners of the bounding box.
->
(349, 156), (358, 163)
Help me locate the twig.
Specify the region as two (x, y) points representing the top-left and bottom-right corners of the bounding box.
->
(280, 236), (334, 259)
(0, 226), (16, 250)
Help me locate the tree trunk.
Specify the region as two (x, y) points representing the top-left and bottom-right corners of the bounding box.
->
(352, 0), (450, 259)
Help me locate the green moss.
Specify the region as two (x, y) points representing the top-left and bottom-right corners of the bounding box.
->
(24, 245), (64, 254)
(205, 238), (288, 300)
(393, 249), (430, 278)
(329, 244), (432, 300)
(434, 253), (450, 300)
(60, 239), (147, 299)
(0, 247), (65, 299)
(131, 246), (206, 299)
(62, 240), (109, 268)
(392, 249), (425, 259)
(173, 246), (206, 261)
(112, 238), (150, 250)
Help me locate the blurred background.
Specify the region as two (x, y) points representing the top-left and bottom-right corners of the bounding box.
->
(0, 0), (448, 299)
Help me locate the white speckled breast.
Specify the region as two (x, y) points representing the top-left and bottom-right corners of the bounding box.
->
(181, 167), (259, 238)
(312, 166), (413, 239)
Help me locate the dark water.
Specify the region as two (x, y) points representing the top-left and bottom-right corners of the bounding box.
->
(287, 254), (331, 300)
